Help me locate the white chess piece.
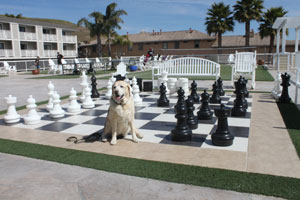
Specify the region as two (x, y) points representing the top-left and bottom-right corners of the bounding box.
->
(111, 75), (116, 83)
(24, 95), (41, 125)
(178, 78), (189, 96)
(80, 71), (88, 102)
(50, 91), (65, 118)
(67, 88), (81, 113)
(272, 72), (282, 99)
(167, 78), (177, 94)
(46, 81), (55, 111)
(82, 87), (95, 108)
(132, 76), (142, 105)
(161, 71), (169, 94)
(105, 77), (113, 99)
(4, 95), (20, 123)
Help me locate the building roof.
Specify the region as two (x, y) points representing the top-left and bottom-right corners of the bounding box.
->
(0, 16), (77, 31)
(211, 33), (295, 47)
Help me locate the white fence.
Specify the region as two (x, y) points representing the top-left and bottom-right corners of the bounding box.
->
(0, 30), (12, 39)
(19, 32), (37, 40)
(0, 49), (14, 57)
(62, 35), (77, 43)
(21, 50), (38, 57)
(42, 34), (57, 41)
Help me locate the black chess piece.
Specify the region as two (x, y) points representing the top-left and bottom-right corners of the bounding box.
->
(217, 77), (225, 96)
(211, 104), (234, 146)
(197, 90), (213, 120)
(115, 74), (126, 81)
(185, 96), (198, 130)
(210, 81), (221, 104)
(157, 83), (169, 107)
(91, 73), (100, 98)
(239, 76), (249, 98)
(87, 63), (95, 74)
(189, 80), (200, 103)
(171, 88), (192, 142)
(231, 79), (247, 116)
(278, 72), (291, 103)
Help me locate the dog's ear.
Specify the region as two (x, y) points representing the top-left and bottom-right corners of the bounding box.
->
(127, 83), (131, 97)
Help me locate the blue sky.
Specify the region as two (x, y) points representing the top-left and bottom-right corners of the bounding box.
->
(1, 0), (299, 39)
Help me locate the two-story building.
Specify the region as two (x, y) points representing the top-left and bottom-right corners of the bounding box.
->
(0, 16), (78, 60)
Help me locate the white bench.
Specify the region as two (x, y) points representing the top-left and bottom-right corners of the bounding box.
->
(152, 57), (220, 89)
(231, 51), (257, 89)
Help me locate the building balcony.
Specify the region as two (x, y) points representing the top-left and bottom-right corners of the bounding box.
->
(19, 32), (37, 40)
(0, 30), (12, 39)
(0, 49), (13, 57)
(21, 50), (38, 57)
(44, 50), (57, 57)
(43, 34), (57, 41)
(63, 50), (76, 57)
(62, 35), (77, 43)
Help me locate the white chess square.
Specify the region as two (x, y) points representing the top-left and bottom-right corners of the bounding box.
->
(57, 115), (96, 124)
(61, 124), (103, 135)
(12, 120), (54, 129)
(152, 113), (175, 122)
(201, 135), (248, 152)
(137, 107), (168, 113)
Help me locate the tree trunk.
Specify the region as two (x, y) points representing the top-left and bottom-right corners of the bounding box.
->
(218, 32), (222, 48)
(108, 32), (111, 57)
(245, 21), (250, 47)
(96, 35), (102, 57)
(269, 34), (274, 54)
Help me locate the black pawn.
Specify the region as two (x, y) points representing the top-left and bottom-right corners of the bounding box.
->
(211, 104), (234, 146)
(210, 81), (221, 104)
(185, 96), (198, 130)
(171, 88), (192, 142)
(91, 73), (100, 98)
(189, 80), (200, 103)
(239, 76), (249, 98)
(232, 80), (247, 116)
(197, 90), (213, 120)
(217, 77), (225, 96)
(157, 83), (169, 107)
(278, 73), (291, 103)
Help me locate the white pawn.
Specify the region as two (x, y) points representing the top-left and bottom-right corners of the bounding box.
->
(24, 95), (41, 125)
(4, 95), (20, 123)
(67, 88), (81, 113)
(111, 75), (116, 83)
(80, 71), (88, 102)
(105, 77), (113, 99)
(50, 91), (65, 118)
(272, 72), (282, 99)
(46, 81), (55, 111)
(132, 77), (142, 105)
(161, 71), (170, 94)
(82, 87), (95, 108)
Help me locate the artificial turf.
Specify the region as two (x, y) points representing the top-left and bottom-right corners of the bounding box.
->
(0, 138), (299, 199)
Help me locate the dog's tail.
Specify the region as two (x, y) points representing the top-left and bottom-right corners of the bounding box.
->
(66, 131), (103, 144)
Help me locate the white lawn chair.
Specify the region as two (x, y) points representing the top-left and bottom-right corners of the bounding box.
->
(3, 61), (16, 74)
(48, 59), (58, 74)
(231, 51), (257, 89)
(61, 59), (74, 73)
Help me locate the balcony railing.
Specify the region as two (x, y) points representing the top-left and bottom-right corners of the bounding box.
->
(0, 30), (12, 39)
(43, 34), (57, 41)
(0, 49), (13, 57)
(44, 50), (57, 57)
(63, 50), (77, 57)
(62, 35), (77, 43)
(21, 50), (38, 57)
(19, 32), (37, 40)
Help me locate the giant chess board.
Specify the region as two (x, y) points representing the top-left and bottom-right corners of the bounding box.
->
(0, 92), (252, 152)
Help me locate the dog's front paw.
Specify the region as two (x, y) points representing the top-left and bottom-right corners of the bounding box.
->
(101, 137), (107, 142)
(132, 136), (138, 143)
(110, 138), (117, 145)
(137, 132), (143, 139)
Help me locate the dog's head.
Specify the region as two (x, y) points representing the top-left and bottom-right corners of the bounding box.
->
(112, 81), (131, 104)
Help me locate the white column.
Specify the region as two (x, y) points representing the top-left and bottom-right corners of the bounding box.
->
(282, 27), (287, 53)
(276, 29), (280, 53)
(296, 28), (299, 52)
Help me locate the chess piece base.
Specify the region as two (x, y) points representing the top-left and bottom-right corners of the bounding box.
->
(4, 115), (20, 123)
(157, 100), (169, 107)
(231, 107), (246, 116)
(197, 111), (213, 120)
(211, 132), (234, 146)
(171, 128), (192, 142)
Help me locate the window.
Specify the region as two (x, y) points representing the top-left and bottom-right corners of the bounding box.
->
(162, 42), (168, 49)
(0, 43), (4, 49)
(43, 29), (51, 34)
(62, 31), (66, 35)
(0, 24), (3, 30)
(63, 45), (67, 50)
(194, 40), (200, 48)
(44, 44), (52, 50)
(19, 26), (26, 32)
(138, 43), (143, 51)
(183, 41), (188, 43)
(128, 44), (133, 51)
(20, 44), (27, 50)
(174, 41), (180, 49)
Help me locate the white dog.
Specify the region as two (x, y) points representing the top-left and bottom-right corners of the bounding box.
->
(101, 80), (143, 145)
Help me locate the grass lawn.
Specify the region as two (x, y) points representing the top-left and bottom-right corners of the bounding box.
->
(99, 65), (274, 81)
(0, 75), (8, 78)
(27, 70), (116, 79)
(19, 70), (49, 75)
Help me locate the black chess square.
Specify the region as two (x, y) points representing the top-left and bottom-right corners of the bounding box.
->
(140, 121), (176, 131)
(41, 114), (72, 121)
(159, 133), (208, 147)
(135, 112), (160, 120)
(80, 110), (107, 116)
(37, 122), (76, 132)
(83, 117), (107, 126)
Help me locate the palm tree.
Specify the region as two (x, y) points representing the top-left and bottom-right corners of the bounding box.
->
(77, 12), (105, 57)
(103, 3), (127, 57)
(259, 7), (287, 54)
(234, 0), (264, 47)
(205, 2), (234, 48)
(112, 34), (132, 57)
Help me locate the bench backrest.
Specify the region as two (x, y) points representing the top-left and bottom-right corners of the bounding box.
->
(234, 51), (256, 72)
(61, 59), (67, 65)
(157, 57), (220, 76)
